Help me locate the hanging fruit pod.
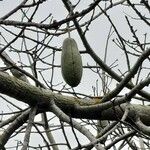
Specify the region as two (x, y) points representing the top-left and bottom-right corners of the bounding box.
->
(61, 38), (83, 87)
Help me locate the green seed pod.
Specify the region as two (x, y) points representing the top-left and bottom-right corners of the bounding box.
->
(61, 38), (83, 87)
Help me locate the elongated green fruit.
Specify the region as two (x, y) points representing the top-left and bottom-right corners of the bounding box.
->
(61, 38), (83, 87)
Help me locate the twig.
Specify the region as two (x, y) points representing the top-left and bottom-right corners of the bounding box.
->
(50, 100), (105, 150)
(21, 106), (37, 150)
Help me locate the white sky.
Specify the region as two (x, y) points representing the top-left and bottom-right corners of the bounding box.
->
(0, 0), (150, 149)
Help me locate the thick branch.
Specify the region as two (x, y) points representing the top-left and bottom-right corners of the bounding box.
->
(0, 71), (150, 125)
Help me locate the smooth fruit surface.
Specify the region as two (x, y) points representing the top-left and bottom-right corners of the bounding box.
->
(61, 38), (83, 87)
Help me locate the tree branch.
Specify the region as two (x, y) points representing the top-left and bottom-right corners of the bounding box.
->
(0, 71), (150, 125)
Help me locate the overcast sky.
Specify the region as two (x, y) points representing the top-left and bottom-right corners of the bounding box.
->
(0, 0), (149, 149)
